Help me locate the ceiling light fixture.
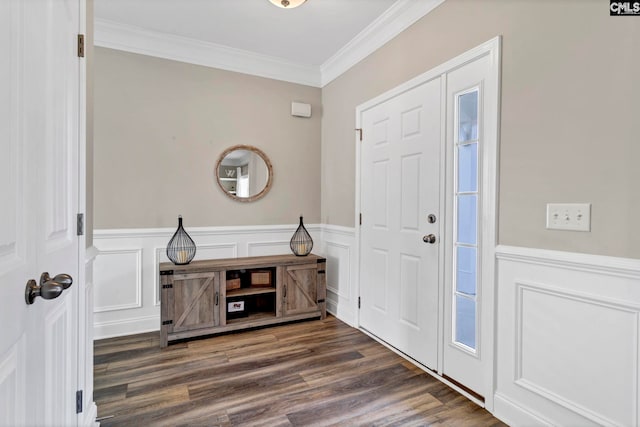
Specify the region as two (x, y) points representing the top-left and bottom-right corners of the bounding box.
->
(269, 0), (307, 9)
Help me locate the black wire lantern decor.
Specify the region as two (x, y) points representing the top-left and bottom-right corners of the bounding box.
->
(167, 215), (196, 265)
(290, 216), (313, 256)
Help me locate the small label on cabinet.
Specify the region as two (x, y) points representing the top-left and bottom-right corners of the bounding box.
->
(228, 301), (245, 312)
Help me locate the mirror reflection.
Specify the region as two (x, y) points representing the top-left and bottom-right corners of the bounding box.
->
(216, 145), (273, 202)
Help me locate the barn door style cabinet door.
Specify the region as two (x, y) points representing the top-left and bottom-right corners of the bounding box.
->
(283, 261), (326, 317)
(160, 271), (221, 345)
(160, 254), (326, 347)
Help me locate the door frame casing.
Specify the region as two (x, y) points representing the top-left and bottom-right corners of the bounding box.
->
(354, 36), (501, 410)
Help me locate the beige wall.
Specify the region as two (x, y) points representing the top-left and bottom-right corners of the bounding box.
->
(321, 0), (640, 259)
(94, 47), (321, 228)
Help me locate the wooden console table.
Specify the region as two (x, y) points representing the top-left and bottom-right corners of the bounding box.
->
(159, 254), (326, 347)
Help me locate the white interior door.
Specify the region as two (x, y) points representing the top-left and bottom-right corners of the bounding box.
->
(0, 0), (82, 425)
(359, 76), (442, 369)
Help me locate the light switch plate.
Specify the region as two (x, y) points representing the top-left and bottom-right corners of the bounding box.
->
(546, 203), (591, 231)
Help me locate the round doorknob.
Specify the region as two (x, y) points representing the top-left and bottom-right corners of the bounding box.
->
(24, 272), (74, 305)
(423, 234), (437, 244)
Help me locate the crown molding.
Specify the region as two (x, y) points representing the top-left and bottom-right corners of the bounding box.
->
(94, 0), (444, 88)
(94, 19), (322, 87)
(320, 0), (446, 86)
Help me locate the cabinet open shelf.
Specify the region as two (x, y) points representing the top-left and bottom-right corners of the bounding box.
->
(227, 287), (276, 297)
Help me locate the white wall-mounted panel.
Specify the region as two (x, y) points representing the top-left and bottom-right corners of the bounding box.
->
(496, 245), (640, 427)
(195, 243), (237, 262)
(322, 225), (357, 327)
(324, 241), (351, 299)
(516, 282), (638, 427)
(247, 241), (290, 257)
(94, 248), (142, 312)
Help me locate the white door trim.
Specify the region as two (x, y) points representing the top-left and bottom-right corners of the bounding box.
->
(354, 36), (501, 410)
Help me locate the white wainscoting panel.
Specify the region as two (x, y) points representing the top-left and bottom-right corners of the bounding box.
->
(320, 225), (357, 326)
(495, 245), (640, 427)
(247, 241), (292, 257)
(93, 248), (142, 313)
(93, 224), (339, 339)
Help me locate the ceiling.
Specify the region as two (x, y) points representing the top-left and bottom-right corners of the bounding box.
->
(95, 0), (399, 66)
(94, 0), (444, 86)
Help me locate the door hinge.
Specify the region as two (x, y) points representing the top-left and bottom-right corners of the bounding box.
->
(162, 284), (173, 289)
(162, 320), (173, 325)
(77, 34), (85, 58)
(355, 128), (363, 141)
(76, 213), (84, 236)
(76, 390), (83, 414)
(359, 213), (362, 225)
(358, 297), (361, 309)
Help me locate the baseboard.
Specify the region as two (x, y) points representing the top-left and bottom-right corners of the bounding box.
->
(81, 402), (99, 427)
(94, 315), (159, 340)
(326, 296), (356, 327)
(493, 392), (552, 427)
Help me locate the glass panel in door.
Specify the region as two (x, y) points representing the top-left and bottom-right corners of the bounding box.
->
(453, 88), (479, 352)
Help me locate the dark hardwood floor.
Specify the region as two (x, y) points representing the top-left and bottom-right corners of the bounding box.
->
(94, 315), (507, 426)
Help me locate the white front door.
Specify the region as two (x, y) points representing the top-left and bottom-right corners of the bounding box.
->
(357, 38), (500, 403)
(0, 0), (82, 425)
(359, 76), (442, 369)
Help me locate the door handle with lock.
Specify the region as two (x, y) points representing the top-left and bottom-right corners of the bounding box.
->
(422, 234), (437, 244)
(25, 272), (73, 305)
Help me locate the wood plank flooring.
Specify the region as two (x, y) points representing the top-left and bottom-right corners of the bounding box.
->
(94, 316), (507, 426)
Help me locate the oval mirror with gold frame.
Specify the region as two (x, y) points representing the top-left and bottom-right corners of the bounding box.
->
(215, 145), (273, 202)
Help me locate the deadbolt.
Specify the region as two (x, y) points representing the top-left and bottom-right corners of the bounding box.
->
(422, 234), (437, 244)
(427, 214), (437, 224)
